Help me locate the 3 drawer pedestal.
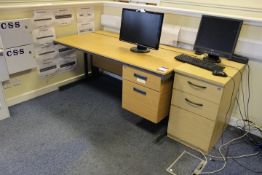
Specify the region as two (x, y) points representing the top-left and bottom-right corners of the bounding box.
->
(168, 71), (240, 153)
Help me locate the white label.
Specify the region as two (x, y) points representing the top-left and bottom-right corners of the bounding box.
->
(157, 66), (168, 72)
(35, 43), (58, 58)
(77, 22), (94, 34)
(58, 51), (77, 72)
(54, 8), (73, 25)
(32, 27), (56, 45)
(33, 10), (54, 27)
(77, 7), (94, 23)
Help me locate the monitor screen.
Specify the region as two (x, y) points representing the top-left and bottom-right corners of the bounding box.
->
(194, 15), (243, 59)
(119, 8), (164, 52)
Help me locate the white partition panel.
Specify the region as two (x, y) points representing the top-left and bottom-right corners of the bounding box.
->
(0, 84), (10, 120)
(0, 37), (9, 81)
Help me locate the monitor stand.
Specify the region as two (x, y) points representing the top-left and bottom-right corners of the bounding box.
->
(203, 54), (221, 63)
(130, 45), (150, 53)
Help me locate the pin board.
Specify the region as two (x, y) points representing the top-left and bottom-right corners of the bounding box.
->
(0, 18), (36, 74)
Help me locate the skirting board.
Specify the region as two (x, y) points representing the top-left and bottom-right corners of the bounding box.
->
(229, 116), (262, 138)
(6, 74), (85, 107)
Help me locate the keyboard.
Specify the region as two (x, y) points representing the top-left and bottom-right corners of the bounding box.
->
(175, 54), (224, 71)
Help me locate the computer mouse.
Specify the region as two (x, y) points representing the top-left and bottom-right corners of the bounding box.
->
(212, 70), (228, 77)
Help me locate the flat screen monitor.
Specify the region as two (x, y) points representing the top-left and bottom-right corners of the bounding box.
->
(119, 8), (164, 53)
(194, 15), (243, 63)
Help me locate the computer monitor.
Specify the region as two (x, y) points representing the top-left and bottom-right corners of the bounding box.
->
(119, 8), (164, 53)
(194, 15), (243, 63)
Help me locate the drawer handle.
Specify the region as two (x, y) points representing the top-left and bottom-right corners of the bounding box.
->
(133, 87), (147, 95)
(187, 81), (207, 89)
(185, 98), (203, 107)
(134, 73), (147, 81)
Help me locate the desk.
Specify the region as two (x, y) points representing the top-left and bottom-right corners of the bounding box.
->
(55, 31), (245, 153)
(55, 31), (183, 76)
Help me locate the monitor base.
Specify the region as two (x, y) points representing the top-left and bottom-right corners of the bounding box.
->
(203, 54), (221, 63)
(130, 45), (150, 53)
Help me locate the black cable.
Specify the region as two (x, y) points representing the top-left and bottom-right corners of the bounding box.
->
(246, 64), (251, 124)
(222, 63), (262, 173)
(236, 98), (247, 131)
(238, 64), (262, 147)
(223, 64), (251, 133)
(239, 69), (248, 121)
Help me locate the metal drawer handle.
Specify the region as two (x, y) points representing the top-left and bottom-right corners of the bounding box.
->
(133, 87), (147, 95)
(187, 81), (207, 89)
(185, 98), (203, 107)
(134, 73), (147, 81)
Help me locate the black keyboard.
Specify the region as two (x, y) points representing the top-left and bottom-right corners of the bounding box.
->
(175, 54), (224, 71)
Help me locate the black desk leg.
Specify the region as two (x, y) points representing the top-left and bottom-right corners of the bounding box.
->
(84, 53), (89, 78)
(84, 52), (100, 79)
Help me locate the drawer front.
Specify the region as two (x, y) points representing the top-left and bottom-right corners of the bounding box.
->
(168, 106), (215, 152)
(122, 80), (160, 123)
(172, 90), (219, 121)
(123, 65), (161, 91)
(174, 74), (223, 103)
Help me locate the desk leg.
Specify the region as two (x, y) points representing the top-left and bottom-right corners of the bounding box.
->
(84, 53), (89, 78)
(84, 53), (100, 79)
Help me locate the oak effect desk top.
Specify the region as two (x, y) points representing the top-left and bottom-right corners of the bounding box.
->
(55, 31), (245, 86)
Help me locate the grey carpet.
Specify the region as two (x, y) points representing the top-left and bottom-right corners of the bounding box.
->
(0, 75), (261, 175)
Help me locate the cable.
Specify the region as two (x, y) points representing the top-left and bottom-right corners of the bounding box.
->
(224, 65), (248, 121)
(215, 63), (262, 174)
(236, 64), (262, 146)
(208, 151), (260, 160)
(200, 132), (248, 174)
(246, 64), (251, 122)
(230, 64), (262, 147)
(223, 64), (255, 137)
(199, 64), (259, 174)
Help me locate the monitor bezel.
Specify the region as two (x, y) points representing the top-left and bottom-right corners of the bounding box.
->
(194, 15), (243, 59)
(119, 8), (164, 50)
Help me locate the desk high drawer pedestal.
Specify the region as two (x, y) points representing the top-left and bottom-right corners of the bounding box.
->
(122, 65), (173, 123)
(167, 61), (245, 153)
